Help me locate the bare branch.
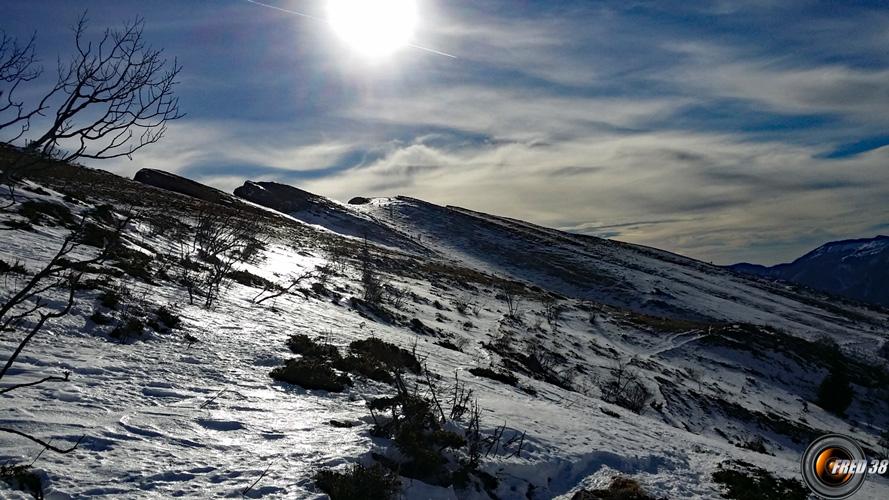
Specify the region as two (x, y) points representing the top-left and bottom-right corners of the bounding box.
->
(0, 371), (70, 394)
(0, 428), (84, 454)
(0, 30), (43, 142)
(22, 12), (183, 164)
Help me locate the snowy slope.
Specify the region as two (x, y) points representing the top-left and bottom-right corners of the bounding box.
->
(1, 168), (888, 499)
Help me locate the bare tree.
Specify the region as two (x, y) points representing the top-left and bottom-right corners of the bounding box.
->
(360, 237), (386, 305)
(501, 283), (522, 319)
(0, 30), (41, 142)
(1, 13), (183, 197)
(0, 213), (127, 453)
(27, 13), (183, 162)
(174, 208), (264, 308)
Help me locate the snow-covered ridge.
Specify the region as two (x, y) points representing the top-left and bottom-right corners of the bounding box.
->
(1, 164), (888, 498)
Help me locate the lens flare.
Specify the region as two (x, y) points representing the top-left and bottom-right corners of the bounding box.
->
(326, 0), (418, 58)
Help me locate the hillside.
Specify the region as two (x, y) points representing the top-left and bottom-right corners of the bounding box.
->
(1, 161), (888, 498)
(728, 236), (889, 308)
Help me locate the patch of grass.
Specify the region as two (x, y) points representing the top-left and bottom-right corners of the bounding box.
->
(711, 460), (808, 500)
(270, 357), (352, 392)
(314, 463), (400, 500)
(468, 367), (518, 386)
(0, 463), (43, 499)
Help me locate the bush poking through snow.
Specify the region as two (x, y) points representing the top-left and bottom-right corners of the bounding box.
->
(110, 317), (145, 343)
(0, 463), (43, 500)
(336, 338), (421, 385)
(286, 334), (341, 361)
(468, 366), (518, 386)
(596, 358), (653, 414)
(737, 435), (769, 454)
(711, 460), (808, 500)
(154, 306), (181, 330)
(17, 199), (74, 227)
(269, 358), (352, 392)
(89, 311), (112, 326)
(0, 259), (27, 275)
(314, 463), (400, 500)
(98, 289), (121, 310)
(815, 365), (854, 416)
(570, 476), (661, 500)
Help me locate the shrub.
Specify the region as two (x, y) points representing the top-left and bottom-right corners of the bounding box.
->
(286, 334), (341, 361)
(597, 359), (652, 414)
(815, 366), (853, 416)
(110, 317), (145, 342)
(89, 311), (113, 325)
(0, 464), (43, 500)
(99, 290), (121, 310)
(712, 460), (808, 500)
(18, 200), (74, 226)
(0, 259), (27, 275)
(369, 389), (466, 486)
(270, 358), (351, 392)
(314, 463), (400, 500)
(79, 222), (119, 248)
(155, 306), (181, 330)
(435, 339), (462, 352)
(110, 247), (154, 283)
(468, 367), (518, 386)
(738, 435), (768, 454)
(336, 338), (421, 384)
(571, 476), (659, 500)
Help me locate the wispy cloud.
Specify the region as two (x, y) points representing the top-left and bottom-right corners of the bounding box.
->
(10, 0), (884, 265)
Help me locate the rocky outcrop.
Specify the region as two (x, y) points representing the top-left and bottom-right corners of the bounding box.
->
(134, 169), (235, 205)
(348, 197), (372, 205)
(233, 181), (321, 213)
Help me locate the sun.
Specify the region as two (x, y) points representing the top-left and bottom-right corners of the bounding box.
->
(326, 0), (418, 58)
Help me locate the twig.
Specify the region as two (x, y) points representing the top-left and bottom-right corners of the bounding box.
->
(0, 371), (70, 394)
(243, 460), (276, 496)
(0, 428), (84, 454)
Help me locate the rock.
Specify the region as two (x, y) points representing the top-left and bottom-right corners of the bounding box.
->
(348, 196), (372, 205)
(233, 181), (321, 213)
(134, 169), (234, 205)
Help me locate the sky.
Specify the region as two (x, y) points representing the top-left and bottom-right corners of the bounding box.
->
(2, 0), (889, 265)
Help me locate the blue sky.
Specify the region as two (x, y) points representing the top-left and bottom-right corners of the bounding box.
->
(3, 0), (889, 264)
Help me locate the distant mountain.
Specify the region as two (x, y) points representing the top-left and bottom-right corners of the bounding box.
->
(728, 236), (889, 306)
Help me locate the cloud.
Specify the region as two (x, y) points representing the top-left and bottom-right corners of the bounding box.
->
(72, 0), (889, 266)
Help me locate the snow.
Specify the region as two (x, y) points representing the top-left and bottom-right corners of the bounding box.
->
(1, 181), (889, 498)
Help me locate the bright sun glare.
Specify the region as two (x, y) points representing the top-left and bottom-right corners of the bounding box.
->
(327, 0), (418, 58)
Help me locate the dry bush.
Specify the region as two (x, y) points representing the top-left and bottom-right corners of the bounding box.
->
(596, 358), (653, 414)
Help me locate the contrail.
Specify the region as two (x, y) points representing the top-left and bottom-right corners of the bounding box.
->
(242, 0), (457, 59)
